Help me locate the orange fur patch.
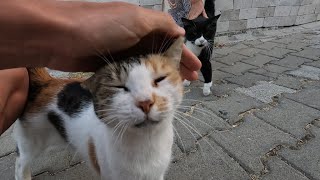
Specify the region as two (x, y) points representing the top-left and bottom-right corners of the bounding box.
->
(88, 137), (101, 175)
(153, 93), (168, 112)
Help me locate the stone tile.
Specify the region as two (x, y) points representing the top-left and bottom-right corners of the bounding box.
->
(230, 43), (250, 50)
(203, 92), (263, 124)
(234, 0), (253, 9)
(215, 53), (249, 65)
(226, 72), (271, 87)
(183, 86), (219, 102)
(249, 68), (280, 78)
(290, 6), (300, 16)
(270, 37), (298, 45)
(173, 104), (231, 152)
(0, 134), (16, 157)
(270, 55), (312, 68)
(286, 87), (320, 110)
(256, 98), (320, 138)
(211, 60), (229, 70)
(255, 41), (286, 50)
(166, 138), (251, 180)
(274, 75), (305, 90)
(242, 54), (278, 67)
(291, 47), (320, 60)
(263, 64), (292, 73)
(305, 60), (320, 68)
(243, 39), (264, 47)
(211, 115), (297, 174)
(295, 14), (317, 25)
(0, 153), (15, 180)
(247, 18), (264, 28)
(262, 157), (310, 180)
(264, 16), (296, 27)
(211, 70), (235, 83)
(212, 83), (240, 97)
(252, 0), (280, 7)
(235, 48), (268, 57)
(279, 0), (301, 6)
(280, 127), (320, 179)
(171, 143), (184, 162)
(236, 81), (296, 103)
(214, 47), (237, 56)
(287, 65), (320, 80)
(260, 48), (296, 59)
(220, 62), (257, 76)
(33, 162), (98, 180)
(285, 41), (310, 51)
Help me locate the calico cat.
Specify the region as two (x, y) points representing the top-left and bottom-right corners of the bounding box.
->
(182, 0), (220, 96)
(13, 37), (184, 180)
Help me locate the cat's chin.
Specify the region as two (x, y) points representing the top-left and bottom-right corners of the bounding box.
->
(134, 117), (160, 128)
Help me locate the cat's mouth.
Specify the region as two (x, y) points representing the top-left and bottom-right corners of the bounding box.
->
(197, 44), (204, 47)
(134, 117), (160, 128)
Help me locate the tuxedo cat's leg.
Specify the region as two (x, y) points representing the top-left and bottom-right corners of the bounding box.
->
(182, 79), (191, 86)
(199, 49), (212, 96)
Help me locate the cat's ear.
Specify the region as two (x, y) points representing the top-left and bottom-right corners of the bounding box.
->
(164, 37), (184, 67)
(181, 18), (193, 27)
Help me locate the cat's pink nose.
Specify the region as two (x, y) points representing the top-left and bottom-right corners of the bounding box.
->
(137, 100), (154, 114)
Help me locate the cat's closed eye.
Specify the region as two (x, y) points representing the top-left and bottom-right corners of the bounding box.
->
(154, 76), (167, 86)
(114, 85), (129, 92)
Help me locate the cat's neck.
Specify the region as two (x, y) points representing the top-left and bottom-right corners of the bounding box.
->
(185, 40), (205, 57)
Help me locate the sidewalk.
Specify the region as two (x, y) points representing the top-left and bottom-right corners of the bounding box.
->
(1, 21), (320, 180)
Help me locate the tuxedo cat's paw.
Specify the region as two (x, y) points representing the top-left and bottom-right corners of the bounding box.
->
(203, 82), (212, 96)
(182, 80), (191, 86)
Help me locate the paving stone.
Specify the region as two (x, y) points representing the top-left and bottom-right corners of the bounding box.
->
(211, 60), (229, 70)
(183, 86), (219, 102)
(33, 162), (98, 180)
(247, 18), (264, 28)
(242, 54), (278, 67)
(274, 75), (305, 90)
(0, 134), (16, 157)
(274, 6), (292, 17)
(291, 47), (320, 60)
(173, 104), (231, 152)
(295, 14), (317, 25)
(305, 60), (320, 68)
(290, 6), (300, 16)
(255, 41), (286, 50)
(287, 65), (320, 80)
(212, 83), (240, 97)
(256, 98), (320, 138)
(215, 53), (249, 65)
(211, 70), (235, 83)
(235, 48), (268, 57)
(310, 44), (320, 49)
(0, 153), (15, 180)
(243, 39), (264, 47)
(220, 62), (258, 76)
(279, 0), (301, 6)
(263, 64), (292, 73)
(270, 37), (299, 45)
(260, 48), (296, 59)
(214, 47), (237, 56)
(286, 87), (320, 110)
(203, 92), (263, 124)
(234, 0), (254, 9)
(226, 72), (271, 87)
(249, 68), (280, 78)
(230, 43), (250, 50)
(264, 16), (296, 27)
(252, 0), (280, 7)
(166, 138), (251, 180)
(171, 143), (184, 162)
(280, 127), (320, 179)
(262, 157), (310, 180)
(236, 81), (296, 103)
(285, 41), (310, 51)
(211, 115), (297, 175)
(270, 55), (312, 68)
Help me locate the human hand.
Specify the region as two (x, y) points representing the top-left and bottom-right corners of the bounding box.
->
(188, 0), (208, 19)
(45, 2), (201, 80)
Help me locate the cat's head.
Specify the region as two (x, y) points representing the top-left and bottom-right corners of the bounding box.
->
(182, 15), (220, 47)
(83, 37), (184, 130)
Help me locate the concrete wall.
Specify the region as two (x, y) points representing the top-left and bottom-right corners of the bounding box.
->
(215, 0), (320, 34)
(83, 0), (320, 34)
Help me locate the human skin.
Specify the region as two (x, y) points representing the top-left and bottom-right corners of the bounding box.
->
(0, 0), (201, 134)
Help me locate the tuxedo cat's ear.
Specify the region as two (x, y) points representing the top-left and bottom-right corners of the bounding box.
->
(208, 14), (221, 24)
(181, 18), (193, 27)
(164, 37), (184, 68)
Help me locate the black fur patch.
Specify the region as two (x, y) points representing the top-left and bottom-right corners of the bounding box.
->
(57, 82), (92, 117)
(48, 111), (67, 140)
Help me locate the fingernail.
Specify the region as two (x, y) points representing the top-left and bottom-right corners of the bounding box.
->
(178, 27), (185, 35)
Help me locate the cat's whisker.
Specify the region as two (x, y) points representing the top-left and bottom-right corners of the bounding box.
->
(176, 106), (218, 118)
(175, 111), (215, 129)
(172, 125), (186, 153)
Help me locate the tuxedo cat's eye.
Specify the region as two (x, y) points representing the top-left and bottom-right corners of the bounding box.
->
(154, 76), (167, 86)
(114, 86), (129, 92)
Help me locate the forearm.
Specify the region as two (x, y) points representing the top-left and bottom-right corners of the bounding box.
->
(0, 0), (83, 70)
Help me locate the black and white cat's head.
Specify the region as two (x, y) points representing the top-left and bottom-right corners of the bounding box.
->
(182, 15), (220, 47)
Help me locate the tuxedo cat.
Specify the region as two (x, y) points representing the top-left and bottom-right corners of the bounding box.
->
(182, 0), (220, 96)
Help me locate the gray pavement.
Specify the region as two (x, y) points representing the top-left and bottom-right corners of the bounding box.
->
(2, 21), (320, 180)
